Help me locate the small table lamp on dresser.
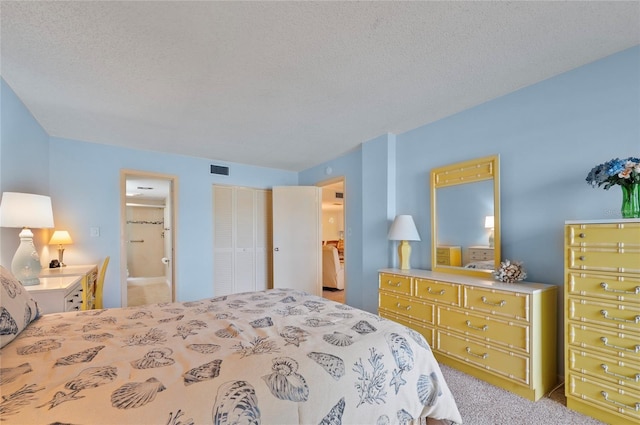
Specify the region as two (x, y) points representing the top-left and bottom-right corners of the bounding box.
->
(0, 192), (54, 285)
(49, 230), (73, 266)
(388, 215), (421, 270)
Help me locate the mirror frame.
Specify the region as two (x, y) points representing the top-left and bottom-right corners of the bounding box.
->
(430, 154), (500, 278)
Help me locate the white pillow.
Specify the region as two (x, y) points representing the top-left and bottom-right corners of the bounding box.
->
(0, 265), (40, 348)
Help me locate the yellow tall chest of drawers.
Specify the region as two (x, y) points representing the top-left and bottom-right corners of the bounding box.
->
(564, 219), (640, 424)
(379, 268), (557, 401)
(435, 246), (462, 266)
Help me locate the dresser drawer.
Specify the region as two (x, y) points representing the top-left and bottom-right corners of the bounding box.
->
(464, 286), (530, 321)
(567, 322), (640, 361)
(379, 292), (434, 324)
(568, 348), (640, 392)
(567, 272), (640, 304)
(568, 298), (640, 333)
(436, 331), (529, 385)
(379, 273), (412, 296)
(568, 374), (640, 423)
(379, 311), (434, 347)
(468, 247), (494, 261)
(437, 306), (529, 353)
(414, 278), (461, 306)
(64, 284), (83, 312)
(566, 223), (640, 246)
(567, 246), (640, 274)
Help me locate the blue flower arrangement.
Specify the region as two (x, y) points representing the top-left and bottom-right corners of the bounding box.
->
(586, 157), (640, 189)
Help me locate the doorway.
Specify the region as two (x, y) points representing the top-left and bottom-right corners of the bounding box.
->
(318, 178), (345, 304)
(120, 170), (177, 307)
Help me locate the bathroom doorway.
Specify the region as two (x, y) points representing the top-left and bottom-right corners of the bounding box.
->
(120, 170), (177, 307)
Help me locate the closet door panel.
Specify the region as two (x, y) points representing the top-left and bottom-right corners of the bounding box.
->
(213, 186), (272, 296)
(255, 190), (272, 290)
(213, 186), (234, 296)
(236, 188), (255, 249)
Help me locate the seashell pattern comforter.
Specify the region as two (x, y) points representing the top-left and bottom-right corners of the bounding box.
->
(0, 289), (461, 424)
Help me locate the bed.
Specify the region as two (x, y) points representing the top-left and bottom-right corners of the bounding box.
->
(1, 266), (461, 424)
(463, 260), (494, 270)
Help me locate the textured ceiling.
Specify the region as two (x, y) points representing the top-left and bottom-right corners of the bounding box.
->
(1, 1), (639, 171)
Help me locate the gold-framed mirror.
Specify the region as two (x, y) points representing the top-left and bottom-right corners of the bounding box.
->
(430, 155), (500, 278)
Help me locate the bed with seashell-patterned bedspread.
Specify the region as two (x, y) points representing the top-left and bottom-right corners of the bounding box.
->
(1, 288), (462, 424)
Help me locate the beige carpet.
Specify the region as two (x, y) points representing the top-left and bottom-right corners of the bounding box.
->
(127, 282), (171, 306)
(439, 364), (605, 425)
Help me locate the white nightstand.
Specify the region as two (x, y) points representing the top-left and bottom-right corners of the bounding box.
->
(25, 276), (84, 314)
(467, 246), (494, 261)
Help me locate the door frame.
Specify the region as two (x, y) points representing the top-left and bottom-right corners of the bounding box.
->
(317, 176), (346, 291)
(119, 169), (178, 306)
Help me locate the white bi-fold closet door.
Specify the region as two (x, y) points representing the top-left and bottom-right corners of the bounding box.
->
(213, 185), (322, 297)
(213, 186), (272, 296)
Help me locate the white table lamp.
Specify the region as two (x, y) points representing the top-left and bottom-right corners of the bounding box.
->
(485, 215), (495, 248)
(388, 215), (421, 270)
(49, 230), (73, 267)
(0, 192), (54, 285)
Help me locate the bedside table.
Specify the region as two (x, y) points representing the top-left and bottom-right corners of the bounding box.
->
(25, 276), (84, 314)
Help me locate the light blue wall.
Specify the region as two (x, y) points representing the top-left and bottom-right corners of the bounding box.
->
(0, 79), (51, 268)
(397, 46), (640, 284)
(300, 45), (640, 375)
(48, 138), (298, 306)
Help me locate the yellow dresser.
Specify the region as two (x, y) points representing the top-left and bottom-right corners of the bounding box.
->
(564, 219), (640, 424)
(379, 269), (557, 401)
(435, 246), (462, 266)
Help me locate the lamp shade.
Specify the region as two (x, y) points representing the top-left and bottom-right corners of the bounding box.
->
(388, 215), (421, 241)
(49, 230), (73, 245)
(0, 192), (54, 228)
(484, 215), (495, 229)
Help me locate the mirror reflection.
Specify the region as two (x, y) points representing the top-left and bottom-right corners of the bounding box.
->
(436, 180), (494, 270)
(431, 155), (500, 278)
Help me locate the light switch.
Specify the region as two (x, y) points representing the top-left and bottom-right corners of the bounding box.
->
(90, 227), (100, 237)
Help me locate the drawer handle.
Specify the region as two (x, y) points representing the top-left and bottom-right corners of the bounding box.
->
(396, 302), (411, 311)
(579, 233), (586, 238)
(465, 320), (488, 331)
(481, 296), (506, 307)
(601, 391), (640, 412)
(601, 364), (640, 382)
(465, 347), (488, 359)
(578, 255), (586, 261)
(600, 282), (640, 295)
(600, 337), (640, 353)
(387, 280), (402, 287)
(600, 310), (640, 324)
(427, 287), (445, 295)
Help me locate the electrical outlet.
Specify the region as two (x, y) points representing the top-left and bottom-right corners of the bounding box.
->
(90, 227), (100, 237)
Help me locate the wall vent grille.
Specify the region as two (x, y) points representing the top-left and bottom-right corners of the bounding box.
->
(211, 165), (230, 176)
